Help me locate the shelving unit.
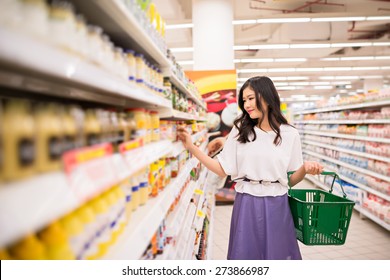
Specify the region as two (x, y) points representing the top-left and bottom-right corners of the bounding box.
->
(0, 0), (211, 260)
(295, 98), (390, 231)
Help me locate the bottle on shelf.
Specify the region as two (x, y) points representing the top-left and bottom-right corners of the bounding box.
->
(8, 234), (47, 260)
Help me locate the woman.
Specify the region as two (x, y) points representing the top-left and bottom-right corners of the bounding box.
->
(177, 76), (323, 260)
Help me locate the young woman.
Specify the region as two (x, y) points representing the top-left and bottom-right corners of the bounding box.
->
(177, 76), (323, 260)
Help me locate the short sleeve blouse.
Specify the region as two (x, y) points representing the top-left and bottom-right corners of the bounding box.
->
(216, 124), (303, 197)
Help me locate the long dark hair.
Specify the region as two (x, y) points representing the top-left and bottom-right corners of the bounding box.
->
(233, 76), (289, 145)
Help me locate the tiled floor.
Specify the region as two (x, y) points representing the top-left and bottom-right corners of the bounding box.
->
(212, 179), (390, 260)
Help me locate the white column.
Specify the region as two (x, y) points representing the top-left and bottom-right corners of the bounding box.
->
(364, 78), (383, 93)
(192, 0), (234, 70)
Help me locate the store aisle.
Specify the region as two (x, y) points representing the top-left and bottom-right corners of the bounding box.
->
(212, 180), (390, 260)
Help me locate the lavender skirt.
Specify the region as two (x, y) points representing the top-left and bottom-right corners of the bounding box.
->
(227, 192), (302, 260)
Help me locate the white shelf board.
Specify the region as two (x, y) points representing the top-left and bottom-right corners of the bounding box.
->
(0, 172), (76, 247)
(158, 108), (206, 121)
(171, 130), (207, 157)
(302, 140), (390, 163)
(104, 157), (198, 259)
(294, 99), (390, 115)
(296, 119), (390, 125)
(0, 28), (171, 108)
(303, 130), (390, 144)
(304, 150), (390, 183)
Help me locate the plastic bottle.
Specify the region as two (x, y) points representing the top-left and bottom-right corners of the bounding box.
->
(0, 248), (12, 260)
(38, 221), (75, 260)
(75, 204), (96, 259)
(131, 175), (140, 211)
(119, 178), (133, 221)
(127, 108), (147, 145)
(2, 99), (35, 181)
(144, 110), (152, 144)
(35, 103), (63, 172)
(139, 168), (149, 205)
(60, 212), (84, 260)
(61, 106), (77, 153)
(9, 234), (47, 260)
(84, 109), (101, 146)
(150, 111), (160, 142)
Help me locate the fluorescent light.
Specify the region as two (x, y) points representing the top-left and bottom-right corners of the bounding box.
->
(165, 23), (194, 29)
(310, 82), (331, 85)
(249, 44), (289, 49)
(376, 56), (390, 60)
(274, 58), (307, 62)
(321, 58), (340, 61)
(257, 18), (311, 23)
(373, 42), (390, 46)
(237, 69), (267, 73)
(290, 44), (331, 48)
(314, 86), (333, 89)
(312, 17), (366, 22)
(353, 66), (380, 70)
(323, 67), (352, 71)
(319, 76), (359, 80)
(274, 82), (289, 86)
(233, 45), (249, 50)
(233, 19), (257, 25)
(366, 16), (390, 21)
(300, 68), (323, 72)
(331, 42), (372, 47)
(340, 56), (374, 61)
(268, 68), (296, 72)
(170, 47), (194, 53)
(233, 59), (241, 63)
(291, 95), (306, 98)
(277, 86), (297, 90)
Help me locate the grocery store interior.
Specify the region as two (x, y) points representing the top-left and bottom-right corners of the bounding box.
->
(0, 0), (389, 261)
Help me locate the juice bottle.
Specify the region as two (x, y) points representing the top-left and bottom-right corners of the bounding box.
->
(139, 168), (149, 205)
(2, 99), (35, 181)
(113, 186), (127, 234)
(69, 105), (85, 149)
(150, 111), (160, 142)
(149, 161), (159, 197)
(144, 110), (152, 144)
(60, 212), (84, 260)
(35, 103), (63, 172)
(61, 106), (77, 153)
(9, 234), (47, 260)
(117, 112), (130, 144)
(84, 109), (101, 146)
(38, 221), (75, 260)
(126, 108), (147, 145)
(75, 204), (96, 259)
(131, 175), (140, 211)
(119, 178), (132, 221)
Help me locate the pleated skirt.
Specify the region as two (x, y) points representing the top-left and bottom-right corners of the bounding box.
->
(227, 192), (302, 260)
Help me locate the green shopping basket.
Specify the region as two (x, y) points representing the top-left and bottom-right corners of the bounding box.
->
(287, 171), (355, 245)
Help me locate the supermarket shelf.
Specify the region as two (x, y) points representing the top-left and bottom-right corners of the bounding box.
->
(104, 157), (198, 260)
(354, 206), (390, 231)
(0, 140), (173, 248)
(158, 108), (206, 121)
(296, 119), (390, 125)
(122, 140), (173, 175)
(0, 28), (171, 109)
(304, 150), (390, 183)
(0, 172), (76, 248)
(302, 140), (390, 164)
(294, 99), (390, 115)
(171, 130), (207, 157)
(71, 0), (170, 67)
(306, 176), (390, 231)
(163, 69), (206, 110)
(303, 130), (390, 144)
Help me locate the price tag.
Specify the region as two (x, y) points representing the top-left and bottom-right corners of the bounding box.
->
(194, 189), (204, 195)
(196, 210), (205, 218)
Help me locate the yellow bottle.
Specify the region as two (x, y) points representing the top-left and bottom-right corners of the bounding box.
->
(35, 103), (63, 172)
(130, 175), (140, 211)
(75, 204), (96, 259)
(113, 186), (127, 234)
(119, 178), (132, 222)
(139, 169), (149, 205)
(84, 109), (101, 146)
(150, 111), (160, 142)
(127, 108), (147, 145)
(144, 110), (152, 144)
(9, 234), (47, 260)
(60, 212), (84, 260)
(38, 221), (75, 260)
(3, 99), (35, 181)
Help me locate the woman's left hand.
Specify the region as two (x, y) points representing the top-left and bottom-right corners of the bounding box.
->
(303, 161), (324, 175)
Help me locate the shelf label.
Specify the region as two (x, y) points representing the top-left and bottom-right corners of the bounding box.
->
(194, 189), (204, 195)
(119, 139), (143, 153)
(196, 210), (205, 218)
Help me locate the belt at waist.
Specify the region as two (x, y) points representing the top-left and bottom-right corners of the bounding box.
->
(235, 177), (280, 185)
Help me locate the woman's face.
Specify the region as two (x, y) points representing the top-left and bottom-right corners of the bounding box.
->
(242, 87), (267, 119)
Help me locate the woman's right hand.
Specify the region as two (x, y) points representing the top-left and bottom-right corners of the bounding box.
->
(177, 126), (193, 149)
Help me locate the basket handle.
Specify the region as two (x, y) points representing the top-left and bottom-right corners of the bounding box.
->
(287, 171), (348, 198)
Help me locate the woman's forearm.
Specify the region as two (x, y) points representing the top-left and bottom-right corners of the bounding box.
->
(288, 165), (306, 187)
(188, 143), (227, 178)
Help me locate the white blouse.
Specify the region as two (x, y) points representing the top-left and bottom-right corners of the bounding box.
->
(216, 124), (303, 197)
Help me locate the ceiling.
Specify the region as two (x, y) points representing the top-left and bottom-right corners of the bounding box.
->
(153, 0), (390, 102)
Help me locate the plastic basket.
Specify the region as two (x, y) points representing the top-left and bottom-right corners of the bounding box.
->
(288, 171), (355, 245)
